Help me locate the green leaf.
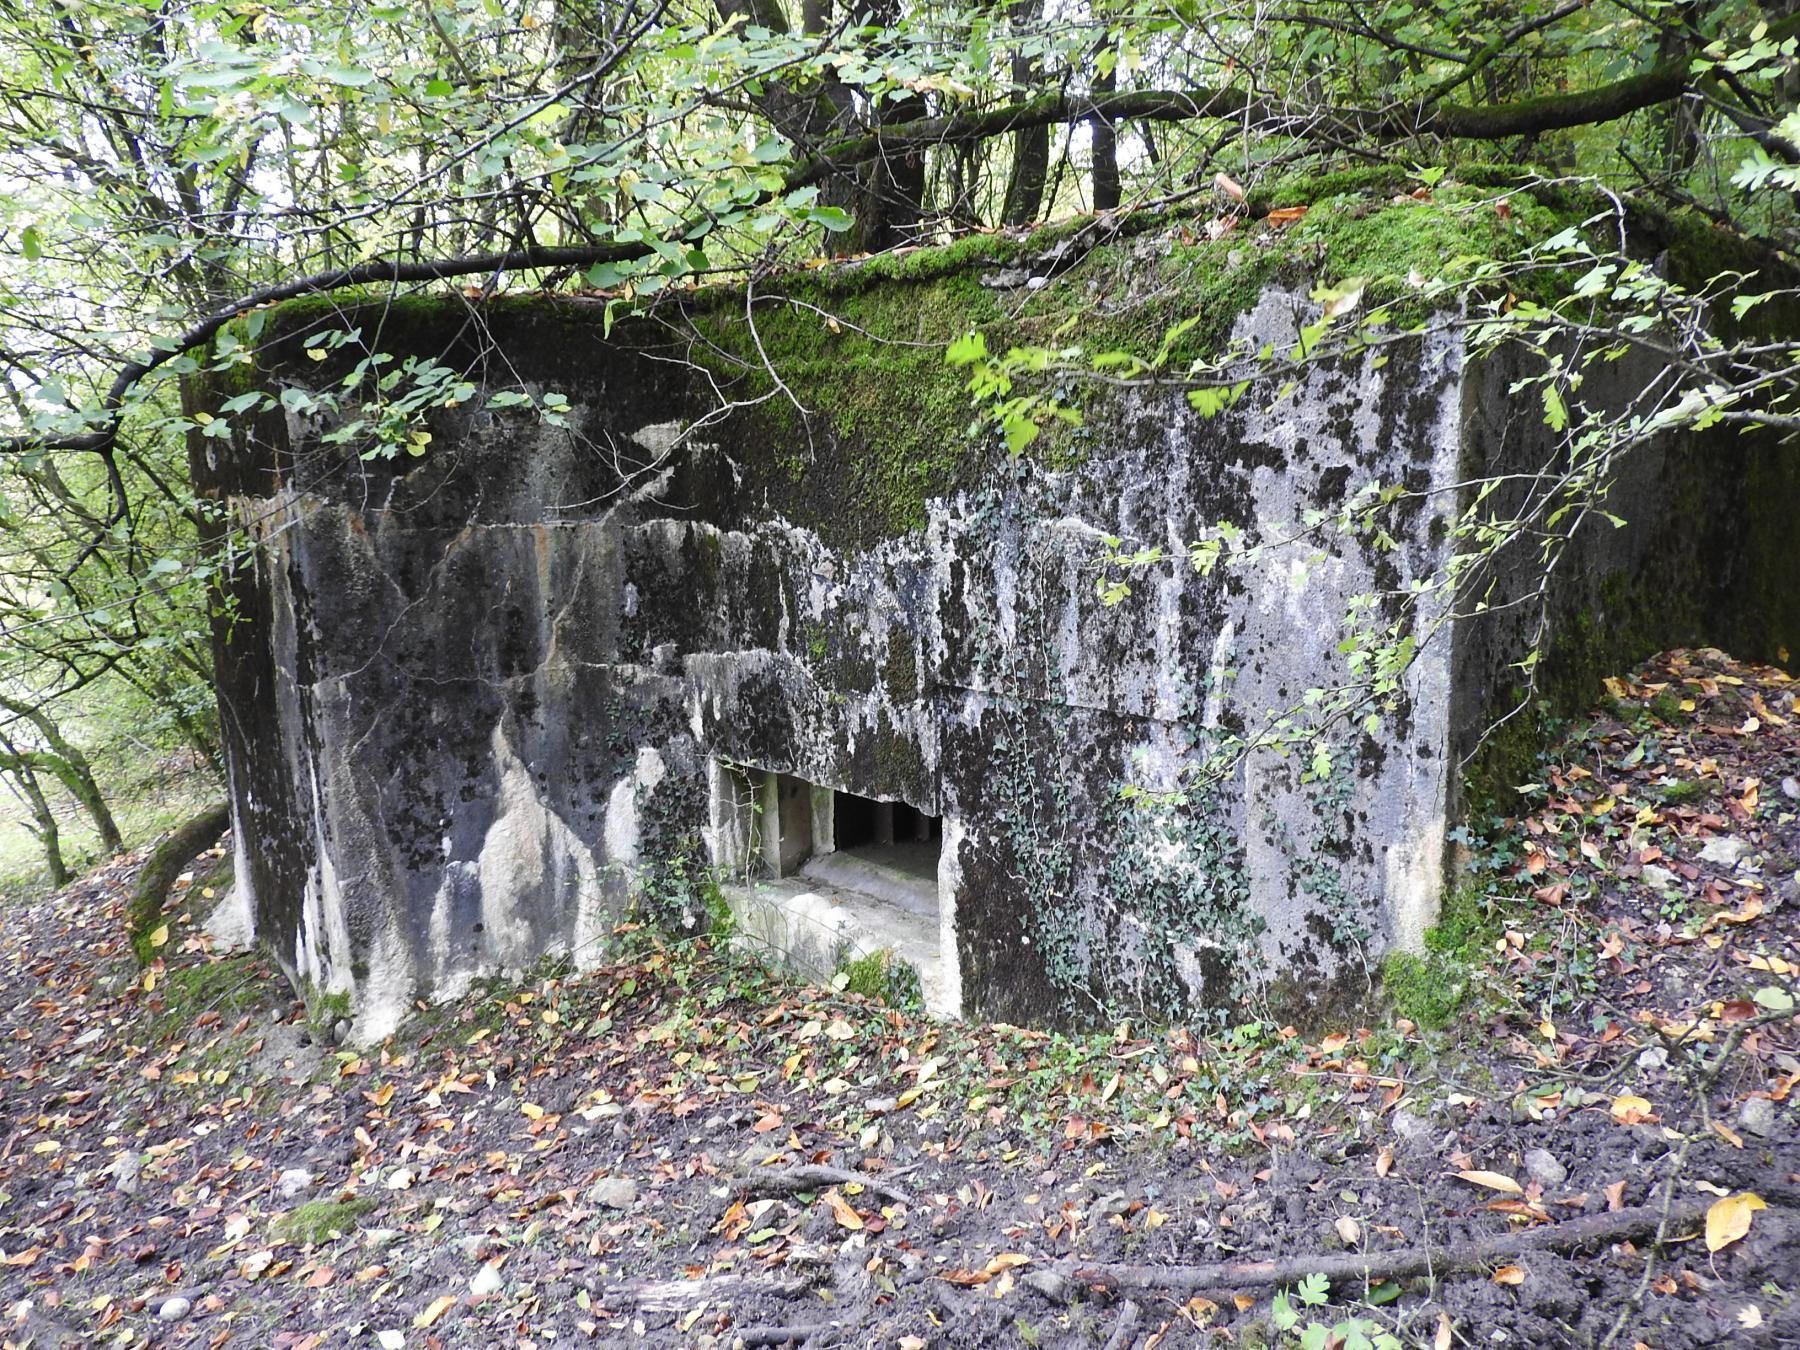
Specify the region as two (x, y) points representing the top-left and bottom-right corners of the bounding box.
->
(19, 225), (41, 261)
(1753, 986), (1794, 1012)
(806, 205), (854, 233)
(1542, 384), (1568, 431)
(945, 331), (988, 366)
(1002, 413), (1039, 455)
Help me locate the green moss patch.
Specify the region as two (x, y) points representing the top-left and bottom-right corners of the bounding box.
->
(147, 954), (265, 1040)
(833, 948), (923, 1010)
(273, 1196), (376, 1247)
(676, 179), (1576, 543)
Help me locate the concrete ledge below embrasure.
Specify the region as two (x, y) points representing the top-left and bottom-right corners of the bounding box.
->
(722, 857), (948, 1016)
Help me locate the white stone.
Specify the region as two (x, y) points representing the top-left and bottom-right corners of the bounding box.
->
(277, 1167), (315, 1199)
(469, 1261), (504, 1297)
(586, 1176), (637, 1209)
(156, 1297), (191, 1321)
(1739, 1097), (1777, 1139)
(1699, 836), (1753, 867)
(1522, 1148), (1567, 1189)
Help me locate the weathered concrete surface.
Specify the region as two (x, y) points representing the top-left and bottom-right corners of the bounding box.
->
(191, 252), (1798, 1039)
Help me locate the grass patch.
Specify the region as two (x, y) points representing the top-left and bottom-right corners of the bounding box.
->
(147, 954), (266, 1040)
(834, 948), (923, 1010)
(273, 1197), (376, 1246)
(0, 759), (221, 905)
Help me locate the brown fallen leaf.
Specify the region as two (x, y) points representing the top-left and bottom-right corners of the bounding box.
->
(1492, 1265), (1526, 1286)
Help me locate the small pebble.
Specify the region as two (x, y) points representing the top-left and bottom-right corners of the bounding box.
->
(1522, 1148), (1567, 1189)
(1739, 1097), (1777, 1139)
(157, 1296), (191, 1322)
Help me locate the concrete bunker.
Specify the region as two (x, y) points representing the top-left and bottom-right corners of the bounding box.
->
(190, 214), (1800, 1041)
(706, 761), (953, 1015)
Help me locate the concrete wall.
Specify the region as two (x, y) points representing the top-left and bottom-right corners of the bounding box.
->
(191, 274), (1796, 1039)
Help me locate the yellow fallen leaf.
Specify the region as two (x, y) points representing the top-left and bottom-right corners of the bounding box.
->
(824, 1190), (864, 1231)
(414, 1293), (458, 1328)
(1455, 1170), (1524, 1195)
(1705, 1192), (1766, 1252)
(520, 1103), (544, 1120)
(1491, 1265), (1526, 1286)
(149, 924), (169, 948)
(1610, 1094), (1653, 1124)
(1701, 896), (1764, 933)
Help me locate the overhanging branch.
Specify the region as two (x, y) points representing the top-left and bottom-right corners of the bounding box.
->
(8, 12), (1794, 466)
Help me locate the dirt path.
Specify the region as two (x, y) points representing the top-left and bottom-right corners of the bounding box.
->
(1, 649), (1795, 1350)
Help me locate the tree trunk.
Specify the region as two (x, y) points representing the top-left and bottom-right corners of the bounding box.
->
(1, 739), (68, 888)
(127, 800), (231, 963)
(1090, 62), (1120, 212)
(0, 695), (124, 853)
(999, 0), (1050, 226)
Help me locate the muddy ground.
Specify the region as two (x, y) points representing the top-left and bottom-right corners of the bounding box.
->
(1, 648), (1796, 1350)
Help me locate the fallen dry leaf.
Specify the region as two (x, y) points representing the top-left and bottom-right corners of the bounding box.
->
(414, 1294), (457, 1328)
(1705, 1192), (1766, 1253)
(1455, 1170), (1524, 1195)
(824, 1190), (865, 1231)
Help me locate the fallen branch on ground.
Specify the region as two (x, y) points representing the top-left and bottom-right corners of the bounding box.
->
(126, 801), (230, 964)
(1067, 1197), (1731, 1296)
(731, 1324), (839, 1348)
(736, 1163), (917, 1208)
(604, 1271), (818, 1312)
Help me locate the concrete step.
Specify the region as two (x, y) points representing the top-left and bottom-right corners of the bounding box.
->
(722, 855), (948, 1015)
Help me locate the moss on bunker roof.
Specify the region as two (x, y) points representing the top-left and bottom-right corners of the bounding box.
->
(246, 172), (1766, 539)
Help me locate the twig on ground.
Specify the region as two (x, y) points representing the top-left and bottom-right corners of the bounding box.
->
(608, 1272), (818, 1312)
(1100, 1298), (1141, 1350)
